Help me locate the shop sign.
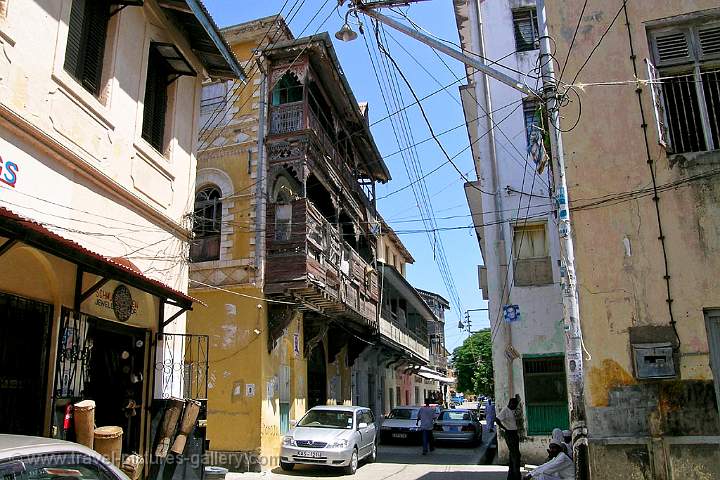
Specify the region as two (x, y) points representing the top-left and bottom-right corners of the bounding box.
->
(95, 285), (139, 321)
(0, 155), (19, 188)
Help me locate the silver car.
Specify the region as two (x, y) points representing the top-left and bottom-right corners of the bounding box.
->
(0, 435), (129, 480)
(280, 405), (377, 475)
(433, 409), (482, 444)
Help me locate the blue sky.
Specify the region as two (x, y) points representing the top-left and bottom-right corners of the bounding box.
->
(204, 0), (490, 351)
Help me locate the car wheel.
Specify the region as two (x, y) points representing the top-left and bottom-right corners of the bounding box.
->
(279, 460), (295, 471)
(344, 448), (358, 475)
(367, 441), (377, 463)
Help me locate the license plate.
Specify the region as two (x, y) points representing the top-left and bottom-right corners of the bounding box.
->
(392, 433), (407, 439)
(296, 451), (322, 458)
(449, 426), (460, 432)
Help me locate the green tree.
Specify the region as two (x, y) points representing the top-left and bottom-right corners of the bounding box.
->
(451, 329), (494, 396)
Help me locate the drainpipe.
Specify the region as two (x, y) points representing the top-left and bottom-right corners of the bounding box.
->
(255, 60), (268, 287)
(466, 0), (514, 399)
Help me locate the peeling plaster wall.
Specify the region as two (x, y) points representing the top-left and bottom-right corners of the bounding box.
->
(544, 0), (720, 477)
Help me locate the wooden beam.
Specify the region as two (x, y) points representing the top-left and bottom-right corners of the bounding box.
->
(0, 237), (17, 258)
(162, 307), (187, 328)
(74, 268), (83, 312)
(79, 277), (110, 304)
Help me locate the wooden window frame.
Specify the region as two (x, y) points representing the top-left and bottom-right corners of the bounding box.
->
(512, 8), (539, 53)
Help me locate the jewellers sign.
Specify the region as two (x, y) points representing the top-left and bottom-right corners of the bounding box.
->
(0, 155), (19, 188)
(95, 285), (139, 322)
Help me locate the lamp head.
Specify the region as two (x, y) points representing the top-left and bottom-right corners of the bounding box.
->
(335, 23), (358, 42)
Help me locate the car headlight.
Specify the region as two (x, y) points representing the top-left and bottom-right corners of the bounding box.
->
(282, 436), (295, 446)
(328, 439), (349, 448)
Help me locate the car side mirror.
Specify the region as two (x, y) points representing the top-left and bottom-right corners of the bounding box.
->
(289, 419), (297, 428)
(358, 422), (368, 429)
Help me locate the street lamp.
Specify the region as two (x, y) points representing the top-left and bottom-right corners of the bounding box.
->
(335, 12), (358, 42)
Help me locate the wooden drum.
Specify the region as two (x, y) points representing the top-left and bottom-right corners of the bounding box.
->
(94, 426), (123, 466)
(73, 400), (96, 449)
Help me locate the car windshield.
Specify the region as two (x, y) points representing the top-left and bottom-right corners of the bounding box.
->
(298, 410), (354, 429)
(386, 408), (418, 420)
(441, 410), (473, 421)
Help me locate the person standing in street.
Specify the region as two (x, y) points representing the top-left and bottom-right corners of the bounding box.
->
(416, 399), (437, 455)
(496, 397), (522, 480)
(485, 398), (496, 433)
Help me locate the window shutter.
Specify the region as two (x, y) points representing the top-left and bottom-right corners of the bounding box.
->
(142, 47), (168, 151)
(698, 24), (720, 60)
(645, 59), (671, 150)
(652, 30), (693, 67)
(81, 1), (109, 95)
(64, 0), (87, 81)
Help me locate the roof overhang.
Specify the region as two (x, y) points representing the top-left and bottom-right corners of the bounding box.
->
(264, 33), (391, 183)
(158, 0), (246, 81)
(414, 366), (455, 384)
(0, 207), (198, 310)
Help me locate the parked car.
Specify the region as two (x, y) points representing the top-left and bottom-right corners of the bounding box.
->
(280, 406), (377, 475)
(379, 406), (422, 444)
(433, 409), (482, 444)
(0, 435), (129, 480)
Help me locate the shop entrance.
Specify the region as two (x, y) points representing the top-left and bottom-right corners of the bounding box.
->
(54, 310), (148, 453)
(0, 292), (53, 436)
(307, 343), (327, 408)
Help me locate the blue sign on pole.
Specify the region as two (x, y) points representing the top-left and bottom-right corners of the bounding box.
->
(503, 305), (521, 323)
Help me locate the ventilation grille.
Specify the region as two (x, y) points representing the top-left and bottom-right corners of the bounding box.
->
(655, 31), (692, 65)
(699, 25), (720, 58)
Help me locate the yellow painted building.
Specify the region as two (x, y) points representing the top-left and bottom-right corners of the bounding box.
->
(186, 16), (309, 470)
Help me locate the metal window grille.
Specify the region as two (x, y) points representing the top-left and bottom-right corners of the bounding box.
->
(64, 0), (110, 96)
(651, 22), (720, 153)
(191, 186), (222, 262)
(513, 8), (539, 52)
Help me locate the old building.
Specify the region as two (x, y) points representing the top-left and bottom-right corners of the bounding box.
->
(542, 1), (720, 477)
(0, 0), (243, 463)
(453, 0), (568, 463)
(353, 220), (434, 419)
(185, 15), (298, 470)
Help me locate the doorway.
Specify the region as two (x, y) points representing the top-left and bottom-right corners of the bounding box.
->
(0, 292), (53, 436)
(307, 343), (327, 408)
(705, 310), (720, 413)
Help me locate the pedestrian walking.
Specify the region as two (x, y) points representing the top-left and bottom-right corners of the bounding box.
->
(496, 397), (522, 480)
(416, 399), (437, 455)
(485, 398), (496, 433)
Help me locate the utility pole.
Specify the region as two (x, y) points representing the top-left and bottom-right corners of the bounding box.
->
(339, 1), (589, 477)
(535, 2), (589, 477)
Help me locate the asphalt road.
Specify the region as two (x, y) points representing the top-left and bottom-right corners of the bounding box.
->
(229, 421), (509, 480)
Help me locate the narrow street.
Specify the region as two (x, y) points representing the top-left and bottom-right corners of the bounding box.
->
(232, 425), (507, 480)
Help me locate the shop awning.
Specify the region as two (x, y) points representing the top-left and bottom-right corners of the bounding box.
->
(414, 366), (455, 384)
(0, 206), (198, 310)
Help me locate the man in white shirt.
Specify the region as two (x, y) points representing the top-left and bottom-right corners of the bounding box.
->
(496, 397), (521, 480)
(523, 440), (574, 480)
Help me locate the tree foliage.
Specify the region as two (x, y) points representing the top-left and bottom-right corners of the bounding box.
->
(452, 329), (494, 396)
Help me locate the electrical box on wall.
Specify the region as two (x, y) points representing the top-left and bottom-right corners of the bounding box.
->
(632, 342), (676, 379)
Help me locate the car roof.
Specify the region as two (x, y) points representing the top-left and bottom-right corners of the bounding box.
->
(391, 406), (420, 410)
(440, 408), (473, 413)
(0, 435), (128, 478)
(308, 405), (366, 412)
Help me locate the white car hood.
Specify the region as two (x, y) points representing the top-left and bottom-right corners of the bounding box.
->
(291, 427), (353, 443)
(381, 419), (417, 429)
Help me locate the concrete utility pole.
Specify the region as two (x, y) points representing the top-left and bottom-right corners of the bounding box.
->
(534, 1), (589, 477)
(340, 1), (589, 477)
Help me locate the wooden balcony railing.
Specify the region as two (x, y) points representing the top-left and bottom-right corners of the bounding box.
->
(269, 102), (304, 135)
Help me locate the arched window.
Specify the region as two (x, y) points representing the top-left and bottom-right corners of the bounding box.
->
(191, 186), (222, 262)
(271, 73), (303, 106)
